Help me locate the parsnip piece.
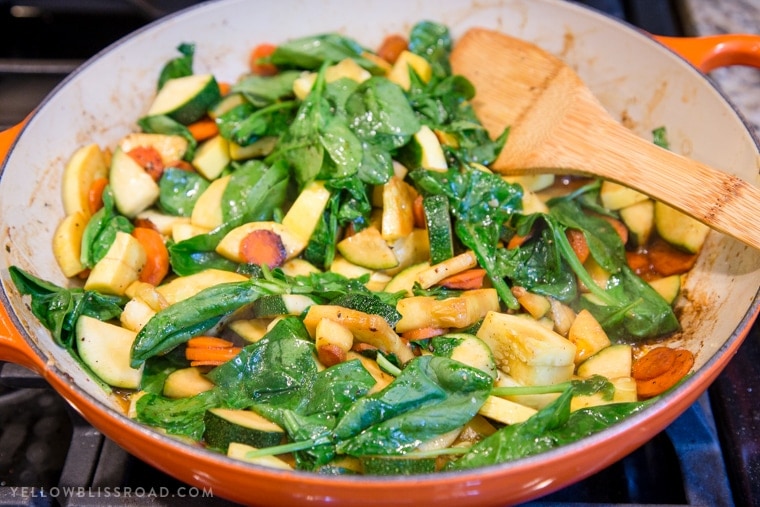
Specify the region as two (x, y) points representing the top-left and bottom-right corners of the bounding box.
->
(303, 305), (414, 363)
(395, 289), (499, 333)
(417, 250), (478, 289)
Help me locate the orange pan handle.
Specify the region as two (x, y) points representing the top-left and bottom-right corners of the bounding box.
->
(0, 119), (44, 373)
(654, 34), (760, 73)
(0, 121), (24, 167)
(0, 303), (44, 373)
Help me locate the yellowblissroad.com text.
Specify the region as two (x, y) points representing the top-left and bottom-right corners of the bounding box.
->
(7, 486), (214, 500)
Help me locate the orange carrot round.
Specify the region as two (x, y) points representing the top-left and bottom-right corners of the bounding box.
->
(438, 268), (488, 290)
(187, 336), (235, 349)
(187, 118), (219, 142)
(186, 346), (241, 363)
(648, 238), (698, 276)
(632, 346), (677, 381)
(507, 231), (532, 250)
(377, 34), (408, 64)
(165, 159), (195, 172)
(127, 146), (164, 181)
(600, 215), (629, 245)
(239, 229), (287, 268)
(88, 177), (109, 215)
(565, 228), (590, 263)
(626, 250), (655, 280)
(249, 43), (278, 76)
(218, 82), (232, 96)
(132, 227), (169, 286)
(635, 348), (694, 399)
(401, 326), (449, 341)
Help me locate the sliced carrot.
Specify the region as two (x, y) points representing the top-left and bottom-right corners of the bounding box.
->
(377, 34), (408, 64)
(186, 346), (242, 363)
(631, 346), (677, 381)
(565, 228), (590, 264)
(626, 250), (656, 280)
(187, 118), (219, 142)
(133, 217), (159, 231)
(648, 238), (698, 276)
(401, 326), (449, 341)
(88, 177), (109, 215)
(635, 348), (694, 399)
(507, 231), (532, 250)
(132, 227), (169, 286)
(317, 343), (347, 368)
(351, 342), (379, 354)
(438, 268), (488, 290)
(187, 336), (236, 349)
(165, 159), (195, 172)
(249, 43), (278, 76)
(412, 194), (426, 229)
(239, 228), (287, 268)
(127, 146), (164, 181)
(218, 81), (232, 96)
(600, 215), (629, 245)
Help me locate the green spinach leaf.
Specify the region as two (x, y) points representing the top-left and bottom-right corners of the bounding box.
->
(9, 267), (125, 349)
(270, 33), (385, 74)
(79, 187), (133, 269)
(157, 43), (194, 90)
(159, 167), (209, 217)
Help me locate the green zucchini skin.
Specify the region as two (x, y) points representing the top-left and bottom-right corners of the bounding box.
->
(423, 195), (455, 264)
(360, 455), (438, 475)
(203, 408), (285, 452)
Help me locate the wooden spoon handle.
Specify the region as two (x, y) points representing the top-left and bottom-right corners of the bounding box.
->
(499, 84), (760, 251)
(576, 119), (760, 251)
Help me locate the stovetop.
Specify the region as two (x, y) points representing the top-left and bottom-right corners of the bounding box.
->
(1, 1), (759, 506)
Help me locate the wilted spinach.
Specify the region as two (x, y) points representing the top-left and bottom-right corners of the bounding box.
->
(157, 43), (195, 90)
(159, 167), (209, 217)
(79, 187), (133, 269)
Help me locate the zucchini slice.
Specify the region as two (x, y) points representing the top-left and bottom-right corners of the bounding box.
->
(76, 315), (144, 389)
(619, 199), (654, 247)
(336, 226), (398, 270)
(430, 333), (498, 379)
(648, 274), (681, 305)
(226, 442), (293, 470)
(360, 454), (437, 476)
(147, 74), (221, 125)
(163, 367), (215, 399)
(575, 343), (632, 379)
(330, 293), (402, 326)
(204, 408), (284, 452)
(476, 311), (576, 386)
(399, 124), (448, 171)
(109, 147), (160, 218)
(423, 195), (454, 265)
(654, 201), (710, 254)
(384, 261), (430, 297)
(247, 294), (315, 318)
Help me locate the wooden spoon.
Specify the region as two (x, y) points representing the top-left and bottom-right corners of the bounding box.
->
(450, 28), (760, 251)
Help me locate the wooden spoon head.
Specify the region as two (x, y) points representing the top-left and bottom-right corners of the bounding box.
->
(451, 27), (608, 174)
